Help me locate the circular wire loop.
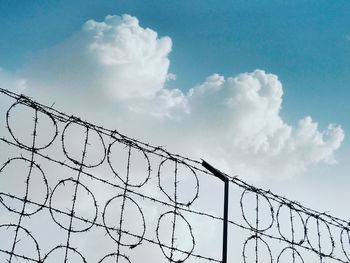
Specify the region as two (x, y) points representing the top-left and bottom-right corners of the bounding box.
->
(62, 121), (106, 168)
(42, 245), (87, 263)
(276, 203), (306, 245)
(49, 179), (98, 233)
(242, 235), (273, 263)
(102, 195), (146, 247)
(98, 253), (131, 263)
(0, 157), (49, 216)
(156, 211), (195, 263)
(0, 224), (41, 262)
(305, 214), (335, 257)
(240, 189), (274, 232)
(277, 247), (305, 263)
(340, 227), (350, 261)
(107, 140), (151, 188)
(6, 101), (58, 151)
(158, 158), (199, 207)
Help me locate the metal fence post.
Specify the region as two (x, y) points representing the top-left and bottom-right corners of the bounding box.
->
(202, 160), (229, 263)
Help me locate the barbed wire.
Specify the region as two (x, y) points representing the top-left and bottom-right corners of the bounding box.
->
(0, 87), (349, 263)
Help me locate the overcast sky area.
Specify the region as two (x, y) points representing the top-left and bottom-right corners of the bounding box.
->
(1, 0), (350, 252)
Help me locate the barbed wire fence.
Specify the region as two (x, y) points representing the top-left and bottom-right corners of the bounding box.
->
(0, 87), (350, 263)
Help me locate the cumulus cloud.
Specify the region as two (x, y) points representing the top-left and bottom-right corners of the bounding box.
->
(22, 15), (174, 103)
(183, 71), (344, 179)
(2, 14), (344, 180)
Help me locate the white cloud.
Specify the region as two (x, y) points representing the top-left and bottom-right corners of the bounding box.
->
(3, 14), (344, 180)
(181, 70), (344, 179)
(22, 14), (173, 102)
(0, 13), (346, 263)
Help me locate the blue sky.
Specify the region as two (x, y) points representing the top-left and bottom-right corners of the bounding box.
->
(0, 4), (350, 263)
(1, 0), (350, 130)
(1, 3), (350, 261)
(0, 1), (349, 214)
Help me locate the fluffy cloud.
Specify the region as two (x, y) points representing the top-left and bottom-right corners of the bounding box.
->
(3, 14), (345, 180)
(22, 15), (173, 102)
(183, 71), (344, 179)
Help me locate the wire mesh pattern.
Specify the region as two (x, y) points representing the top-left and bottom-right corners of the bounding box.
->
(0, 87), (350, 263)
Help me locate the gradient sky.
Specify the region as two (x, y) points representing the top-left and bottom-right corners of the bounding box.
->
(1, 0), (350, 217)
(1, 0), (350, 128)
